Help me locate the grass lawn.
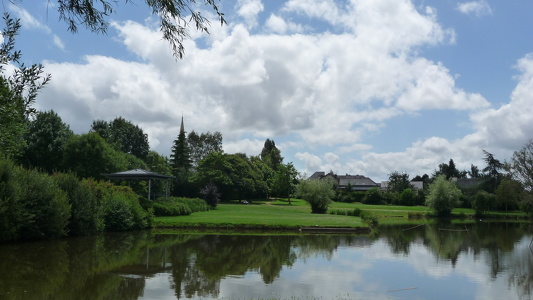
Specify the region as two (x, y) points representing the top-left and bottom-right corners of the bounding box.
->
(154, 198), (366, 229)
(153, 198), (528, 230)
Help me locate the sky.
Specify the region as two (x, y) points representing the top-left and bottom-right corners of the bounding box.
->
(3, 0), (533, 182)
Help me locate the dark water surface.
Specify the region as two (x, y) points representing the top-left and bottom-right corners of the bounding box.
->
(2, 222), (533, 300)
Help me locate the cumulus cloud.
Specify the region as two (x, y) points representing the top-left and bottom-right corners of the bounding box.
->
(32, 0), (532, 181)
(236, 0), (264, 29)
(457, 1), (493, 17)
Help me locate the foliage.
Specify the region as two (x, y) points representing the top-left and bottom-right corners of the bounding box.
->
(270, 163), (299, 204)
(85, 180), (150, 231)
(187, 130), (223, 167)
(425, 175), (462, 217)
(519, 193), (533, 218)
(153, 197), (208, 216)
(482, 150), (504, 193)
(171, 124), (192, 195)
(193, 152), (268, 201)
(20, 110), (73, 172)
(16, 165), (71, 239)
(200, 181), (220, 207)
(53, 172), (104, 235)
(38, 0), (226, 58)
(387, 171), (413, 193)
(362, 187), (384, 205)
(398, 188), (417, 206)
(260, 139), (283, 171)
(91, 117), (149, 160)
(433, 159), (466, 180)
(0, 157), (22, 241)
(495, 178), (522, 211)
(472, 191), (495, 217)
(0, 14), (50, 158)
(360, 211), (379, 227)
(510, 139), (533, 192)
(295, 178), (335, 214)
(63, 132), (146, 179)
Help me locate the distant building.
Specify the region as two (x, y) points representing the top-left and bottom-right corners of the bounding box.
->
(308, 172), (379, 191)
(380, 180), (424, 191)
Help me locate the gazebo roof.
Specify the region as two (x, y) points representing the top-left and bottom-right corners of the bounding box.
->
(102, 169), (174, 180)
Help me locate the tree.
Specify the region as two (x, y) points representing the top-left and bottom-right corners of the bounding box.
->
(510, 139), (533, 192)
(295, 178), (335, 214)
(495, 178), (522, 211)
(260, 139), (283, 171)
(433, 159), (464, 180)
(0, 14), (50, 158)
(387, 171), (413, 193)
(270, 163), (299, 205)
(468, 164), (481, 178)
(170, 120), (192, 196)
(13, 1), (226, 59)
(482, 150), (504, 193)
(91, 117), (149, 160)
(20, 110), (74, 173)
(425, 175), (462, 217)
(187, 130), (223, 167)
(63, 132), (146, 179)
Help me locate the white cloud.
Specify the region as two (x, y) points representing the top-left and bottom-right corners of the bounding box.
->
(34, 0), (532, 181)
(236, 0), (264, 29)
(457, 1), (493, 17)
(265, 14), (304, 34)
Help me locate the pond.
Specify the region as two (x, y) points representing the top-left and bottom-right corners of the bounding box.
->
(1, 222), (533, 299)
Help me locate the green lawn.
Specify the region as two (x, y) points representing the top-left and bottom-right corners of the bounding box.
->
(153, 198), (528, 230)
(154, 198), (365, 229)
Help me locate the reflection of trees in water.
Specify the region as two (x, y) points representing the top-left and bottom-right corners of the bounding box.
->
(380, 221), (533, 299)
(0, 231), (151, 299)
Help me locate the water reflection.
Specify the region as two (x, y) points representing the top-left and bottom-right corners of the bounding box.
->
(1, 223), (533, 299)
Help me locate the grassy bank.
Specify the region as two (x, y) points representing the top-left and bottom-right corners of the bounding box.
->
(153, 198), (528, 231)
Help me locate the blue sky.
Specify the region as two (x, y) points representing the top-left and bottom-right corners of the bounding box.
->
(4, 0), (533, 182)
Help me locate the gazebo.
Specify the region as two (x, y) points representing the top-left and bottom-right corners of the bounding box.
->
(102, 169), (174, 201)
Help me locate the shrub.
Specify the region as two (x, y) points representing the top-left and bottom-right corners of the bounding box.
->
(53, 172), (104, 235)
(152, 197), (208, 216)
(360, 211), (379, 227)
(16, 167), (71, 239)
(362, 188), (383, 205)
(200, 182), (221, 207)
(295, 178), (335, 214)
(0, 158), (22, 241)
(86, 180), (149, 231)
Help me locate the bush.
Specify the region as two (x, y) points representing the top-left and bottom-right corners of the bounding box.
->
(53, 173), (104, 236)
(362, 188), (384, 205)
(200, 182), (220, 207)
(0, 158), (22, 241)
(16, 167), (71, 239)
(295, 178), (335, 214)
(86, 180), (150, 231)
(153, 197), (209, 216)
(360, 211), (379, 227)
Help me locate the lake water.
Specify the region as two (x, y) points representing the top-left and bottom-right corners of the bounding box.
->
(1, 222), (533, 299)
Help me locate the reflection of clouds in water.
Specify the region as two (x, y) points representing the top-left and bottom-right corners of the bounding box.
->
(137, 233), (533, 300)
(139, 273), (175, 300)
